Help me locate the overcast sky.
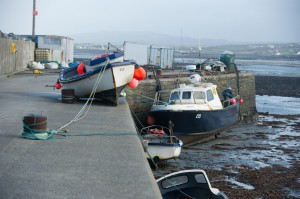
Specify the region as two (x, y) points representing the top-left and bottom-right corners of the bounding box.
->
(0, 0), (299, 43)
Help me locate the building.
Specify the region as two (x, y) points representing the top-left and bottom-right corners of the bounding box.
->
(34, 35), (74, 63)
(123, 41), (174, 69)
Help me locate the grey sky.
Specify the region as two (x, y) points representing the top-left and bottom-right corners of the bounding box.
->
(0, 0), (299, 43)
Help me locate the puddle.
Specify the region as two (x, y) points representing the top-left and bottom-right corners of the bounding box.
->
(225, 176), (255, 190)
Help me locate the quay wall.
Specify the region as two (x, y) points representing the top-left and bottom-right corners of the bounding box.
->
(125, 72), (257, 129)
(255, 76), (300, 97)
(0, 38), (35, 75)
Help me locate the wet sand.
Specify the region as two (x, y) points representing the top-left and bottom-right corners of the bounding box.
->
(152, 113), (300, 198)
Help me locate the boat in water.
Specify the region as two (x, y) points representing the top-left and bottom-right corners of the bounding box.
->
(57, 52), (136, 106)
(140, 125), (183, 166)
(156, 169), (228, 199)
(148, 74), (241, 146)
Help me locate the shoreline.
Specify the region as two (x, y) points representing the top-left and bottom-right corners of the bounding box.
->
(152, 113), (300, 198)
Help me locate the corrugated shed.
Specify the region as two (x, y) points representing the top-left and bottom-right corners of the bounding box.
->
(124, 41), (174, 68)
(35, 35), (74, 62)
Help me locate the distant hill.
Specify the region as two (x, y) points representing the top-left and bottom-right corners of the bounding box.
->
(70, 31), (246, 47)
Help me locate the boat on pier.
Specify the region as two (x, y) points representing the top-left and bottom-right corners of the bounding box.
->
(56, 52), (136, 106)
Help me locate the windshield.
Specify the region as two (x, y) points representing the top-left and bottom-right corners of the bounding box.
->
(170, 91), (180, 101)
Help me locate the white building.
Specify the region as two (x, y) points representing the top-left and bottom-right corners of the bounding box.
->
(123, 41), (174, 69)
(35, 35), (74, 63)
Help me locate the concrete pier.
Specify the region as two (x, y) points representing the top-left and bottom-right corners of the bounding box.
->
(0, 72), (161, 199)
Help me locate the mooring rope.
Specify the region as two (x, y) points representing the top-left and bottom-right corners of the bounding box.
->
(21, 117), (137, 140)
(125, 89), (169, 105)
(58, 59), (109, 131)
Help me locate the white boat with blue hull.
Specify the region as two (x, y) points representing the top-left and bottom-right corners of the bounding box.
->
(148, 74), (241, 145)
(57, 52), (135, 106)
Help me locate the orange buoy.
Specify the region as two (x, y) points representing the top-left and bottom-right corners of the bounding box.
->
(134, 67), (146, 80)
(77, 63), (86, 74)
(128, 78), (138, 88)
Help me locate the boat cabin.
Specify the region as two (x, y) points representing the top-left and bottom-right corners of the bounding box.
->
(154, 83), (224, 110)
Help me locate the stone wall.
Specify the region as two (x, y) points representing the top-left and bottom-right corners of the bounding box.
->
(0, 38), (35, 75)
(256, 76), (300, 97)
(125, 72), (257, 128)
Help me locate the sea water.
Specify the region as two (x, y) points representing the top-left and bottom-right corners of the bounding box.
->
(237, 64), (300, 77)
(236, 64), (300, 115)
(256, 95), (300, 115)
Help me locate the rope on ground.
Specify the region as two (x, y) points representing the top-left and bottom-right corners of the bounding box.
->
(21, 118), (137, 140)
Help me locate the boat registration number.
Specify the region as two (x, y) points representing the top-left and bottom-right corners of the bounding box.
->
(196, 114), (202, 119)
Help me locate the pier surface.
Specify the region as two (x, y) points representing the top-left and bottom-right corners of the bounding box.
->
(0, 71), (161, 199)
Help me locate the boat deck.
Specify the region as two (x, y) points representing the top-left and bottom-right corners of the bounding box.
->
(0, 72), (161, 199)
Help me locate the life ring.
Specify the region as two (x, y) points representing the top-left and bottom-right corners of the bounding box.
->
(149, 128), (165, 135)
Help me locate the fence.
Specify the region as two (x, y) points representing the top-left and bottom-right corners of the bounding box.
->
(0, 38), (35, 75)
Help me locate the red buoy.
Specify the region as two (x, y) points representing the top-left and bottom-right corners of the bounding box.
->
(147, 116), (155, 125)
(77, 63), (86, 74)
(133, 67), (146, 80)
(129, 78), (138, 88)
(230, 98), (236, 104)
(239, 99), (244, 103)
(55, 82), (63, 89)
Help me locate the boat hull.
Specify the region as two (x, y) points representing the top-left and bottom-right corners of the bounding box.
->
(144, 141), (182, 160)
(59, 61), (135, 105)
(149, 103), (239, 145)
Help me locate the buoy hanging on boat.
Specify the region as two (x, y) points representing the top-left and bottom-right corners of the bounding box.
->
(133, 66), (146, 80)
(55, 82), (63, 89)
(239, 99), (244, 103)
(230, 98), (236, 104)
(129, 78), (138, 88)
(77, 63), (86, 74)
(147, 115), (155, 126)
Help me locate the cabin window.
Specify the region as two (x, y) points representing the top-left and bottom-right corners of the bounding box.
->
(182, 91), (191, 99)
(194, 91), (205, 99)
(170, 91), (180, 101)
(161, 176), (189, 188)
(195, 174), (207, 184)
(206, 90), (214, 101)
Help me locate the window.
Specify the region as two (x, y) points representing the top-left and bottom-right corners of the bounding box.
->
(195, 174), (207, 184)
(206, 90), (214, 101)
(170, 91), (180, 101)
(182, 91), (191, 99)
(161, 176), (189, 189)
(194, 91), (205, 99)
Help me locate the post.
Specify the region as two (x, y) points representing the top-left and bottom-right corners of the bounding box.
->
(32, 0), (36, 42)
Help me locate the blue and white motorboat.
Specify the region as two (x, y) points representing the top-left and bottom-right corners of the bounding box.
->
(148, 74), (241, 145)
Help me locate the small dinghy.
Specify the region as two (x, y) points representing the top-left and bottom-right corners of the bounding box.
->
(156, 169), (228, 199)
(140, 125), (183, 165)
